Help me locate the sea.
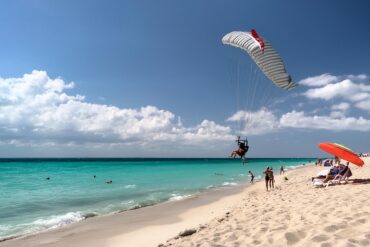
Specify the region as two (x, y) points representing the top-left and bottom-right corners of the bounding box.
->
(0, 158), (312, 240)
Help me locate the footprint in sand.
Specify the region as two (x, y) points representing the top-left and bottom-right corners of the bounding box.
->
(354, 212), (363, 217)
(259, 227), (268, 232)
(285, 231), (306, 245)
(324, 224), (339, 232)
(360, 239), (370, 246)
(311, 234), (330, 242)
(252, 240), (261, 245)
(348, 238), (359, 244)
(226, 233), (237, 241)
(320, 213), (328, 218)
(357, 218), (367, 224)
(212, 236), (221, 242)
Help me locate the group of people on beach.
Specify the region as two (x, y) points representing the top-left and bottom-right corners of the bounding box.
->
(315, 157), (342, 167)
(312, 161), (352, 183)
(247, 166), (285, 191)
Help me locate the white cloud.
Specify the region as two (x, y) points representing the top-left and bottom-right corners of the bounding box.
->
(298, 73), (338, 87)
(347, 74), (368, 81)
(2, 70), (370, 155)
(227, 108), (370, 134)
(280, 111), (370, 131)
(329, 111), (345, 118)
(182, 120), (231, 142)
(0, 71), (232, 146)
(331, 102), (350, 111)
(356, 100), (370, 111)
(227, 108), (279, 135)
(303, 79), (370, 101)
(301, 74), (370, 113)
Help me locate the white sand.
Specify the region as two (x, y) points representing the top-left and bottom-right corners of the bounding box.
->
(2, 158), (370, 247)
(164, 157), (370, 247)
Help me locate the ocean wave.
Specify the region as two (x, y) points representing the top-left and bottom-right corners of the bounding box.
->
(0, 212), (85, 240)
(121, 200), (135, 205)
(286, 164), (305, 170)
(169, 194), (191, 201)
(124, 184), (136, 189)
(222, 182), (238, 186)
(30, 212), (84, 230)
(82, 212), (98, 219)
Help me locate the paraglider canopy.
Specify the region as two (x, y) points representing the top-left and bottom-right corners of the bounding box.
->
(222, 29), (296, 90)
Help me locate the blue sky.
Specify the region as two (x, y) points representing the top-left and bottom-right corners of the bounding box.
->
(0, 0), (369, 157)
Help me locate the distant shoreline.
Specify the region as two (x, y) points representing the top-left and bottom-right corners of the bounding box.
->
(0, 157), (316, 162)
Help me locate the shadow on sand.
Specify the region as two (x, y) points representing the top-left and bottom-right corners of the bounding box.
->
(350, 178), (370, 184)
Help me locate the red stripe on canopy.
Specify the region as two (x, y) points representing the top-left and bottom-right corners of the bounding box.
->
(251, 29), (265, 52)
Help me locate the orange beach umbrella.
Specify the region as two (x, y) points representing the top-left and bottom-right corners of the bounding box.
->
(318, 142), (364, 167)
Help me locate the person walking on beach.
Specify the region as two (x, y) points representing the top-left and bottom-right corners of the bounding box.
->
(248, 170), (255, 184)
(280, 166), (284, 174)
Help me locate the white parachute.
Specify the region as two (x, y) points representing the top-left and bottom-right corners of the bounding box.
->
(222, 30), (297, 90)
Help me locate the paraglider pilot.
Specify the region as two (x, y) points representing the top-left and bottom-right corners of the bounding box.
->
(230, 136), (249, 159)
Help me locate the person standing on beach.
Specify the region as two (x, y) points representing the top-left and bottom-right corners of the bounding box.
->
(248, 170), (255, 184)
(263, 168), (270, 191)
(268, 168), (275, 189)
(280, 166), (284, 174)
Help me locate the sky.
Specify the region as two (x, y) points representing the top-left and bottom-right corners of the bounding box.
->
(0, 0), (369, 157)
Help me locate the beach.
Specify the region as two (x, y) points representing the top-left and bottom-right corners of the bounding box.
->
(2, 157), (370, 247)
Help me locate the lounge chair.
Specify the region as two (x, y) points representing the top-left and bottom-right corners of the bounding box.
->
(323, 168), (351, 188)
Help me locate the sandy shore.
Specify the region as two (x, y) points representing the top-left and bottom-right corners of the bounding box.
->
(2, 158), (370, 247)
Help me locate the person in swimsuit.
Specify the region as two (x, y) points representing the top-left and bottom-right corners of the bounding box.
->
(268, 167), (275, 189)
(263, 167), (270, 191)
(248, 170), (255, 184)
(280, 166), (284, 174)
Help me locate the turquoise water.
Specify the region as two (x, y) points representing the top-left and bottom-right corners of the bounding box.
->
(0, 158), (311, 239)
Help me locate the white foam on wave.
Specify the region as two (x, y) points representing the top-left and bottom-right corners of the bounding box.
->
(287, 164), (305, 170)
(30, 212), (84, 231)
(169, 194), (191, 201)
(0, 212), (86, 239)
(222, 182), (238, 186)
(124, 184), (136, 189)
(121, 200), (135, 205)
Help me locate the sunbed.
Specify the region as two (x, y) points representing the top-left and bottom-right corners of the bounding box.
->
(324, 168), (351, 187)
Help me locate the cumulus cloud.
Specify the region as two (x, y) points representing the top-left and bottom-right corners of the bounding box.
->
(356, 100), (370, 111)
(300, 73), (370, 113)
(2, 70), (370, 154)
(280, 111), (370, 131)
(227, 108), (279, 135)
(331, 102), (350, 111)
(0, 71), (232, 146)
(303, 79), (370, 101)
(299, 73), (338, 87)
(227, 108), (370, 134)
